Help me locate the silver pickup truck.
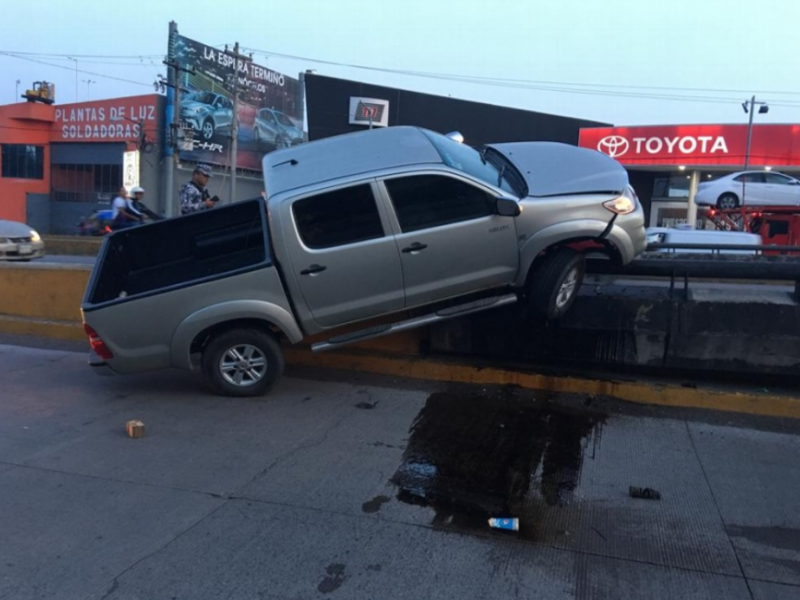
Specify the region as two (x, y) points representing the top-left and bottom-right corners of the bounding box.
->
(81, 126), (646, 396)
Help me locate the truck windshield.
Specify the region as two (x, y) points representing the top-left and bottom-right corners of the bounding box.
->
(421, 129), (519, 196)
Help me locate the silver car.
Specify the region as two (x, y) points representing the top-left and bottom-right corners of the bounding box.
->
(254, 108), (304, 150)
(0, 219), (44, 260)
(180, 91), (234, 141)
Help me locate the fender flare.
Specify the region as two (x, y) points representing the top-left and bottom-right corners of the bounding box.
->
(170, 300), (303, 370)
(514, 219), (613, 287)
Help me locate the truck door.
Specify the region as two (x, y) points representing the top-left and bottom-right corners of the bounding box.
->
(379, 173), (519, 308)
(282, 181), (405, 328)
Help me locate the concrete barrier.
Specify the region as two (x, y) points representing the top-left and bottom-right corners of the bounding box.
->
(0, 263), (91, 341)
(42, 235), (103, 257)
(429, 284), (800, 378)
(2, 262), (798, 418)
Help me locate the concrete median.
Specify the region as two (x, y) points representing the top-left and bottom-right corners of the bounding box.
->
(0, 262), (91, 341)
(2, 261), (799, 419)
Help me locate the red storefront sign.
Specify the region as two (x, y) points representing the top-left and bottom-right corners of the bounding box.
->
(579, 124), (800, 167)
(52, 95), (159, 143)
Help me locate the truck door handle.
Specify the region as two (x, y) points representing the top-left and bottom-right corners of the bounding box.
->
(402, 242), (428, 254)
(300, 264), (327, 276)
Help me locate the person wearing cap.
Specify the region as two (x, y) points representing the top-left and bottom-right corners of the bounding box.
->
(179, 164), (219, 215)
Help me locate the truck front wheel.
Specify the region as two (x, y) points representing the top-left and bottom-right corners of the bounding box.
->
(528, 248), (585, 320)
(201, 328), (284, 397)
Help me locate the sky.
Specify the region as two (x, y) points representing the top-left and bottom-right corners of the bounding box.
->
(2, 0), (799, 127)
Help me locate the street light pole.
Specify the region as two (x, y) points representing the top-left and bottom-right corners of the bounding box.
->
(744, 95), (756, 171)
(67, 57), (78, 102)
(82, 79), (96, 101)
(741, 96), (769, 206)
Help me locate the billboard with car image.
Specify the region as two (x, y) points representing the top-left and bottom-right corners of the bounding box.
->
(168, 32), (305, 171)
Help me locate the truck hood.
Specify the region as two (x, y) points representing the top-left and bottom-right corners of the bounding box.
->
(488, 142), (629, 198)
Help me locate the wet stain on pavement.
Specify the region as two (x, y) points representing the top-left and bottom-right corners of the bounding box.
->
(355, 401), (378, 410)
(727, 525), (800, 553)
(317, 563), (347, 594)
(361, 495), (391, 513)
(390, 388), (605, 542)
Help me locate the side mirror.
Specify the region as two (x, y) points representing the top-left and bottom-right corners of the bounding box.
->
(496, 197), (521, 217)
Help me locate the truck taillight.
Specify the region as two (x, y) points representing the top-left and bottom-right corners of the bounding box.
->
(83, 324), (114, 360)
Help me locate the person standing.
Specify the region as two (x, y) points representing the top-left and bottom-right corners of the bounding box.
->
(179, 164), (219, 215)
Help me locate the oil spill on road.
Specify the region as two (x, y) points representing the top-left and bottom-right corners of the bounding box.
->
(362, 495), (391, 513)
(317, 563), (347, 594)
(390, 388), (605, 543)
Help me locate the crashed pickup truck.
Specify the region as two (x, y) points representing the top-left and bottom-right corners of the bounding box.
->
(81, 126), (646, 397)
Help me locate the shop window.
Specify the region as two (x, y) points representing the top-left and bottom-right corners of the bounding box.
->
(51, 164), (122, 203)
(652, 175), (691, 199)
(1, 145), (44, 179)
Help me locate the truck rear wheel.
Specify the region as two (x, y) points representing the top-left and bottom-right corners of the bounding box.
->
(528, 248), (585, 320)
(201, 328), (284, 397)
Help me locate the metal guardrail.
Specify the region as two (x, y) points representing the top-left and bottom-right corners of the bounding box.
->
(646, 243), (800, 254)
(589, 244), (800, 281)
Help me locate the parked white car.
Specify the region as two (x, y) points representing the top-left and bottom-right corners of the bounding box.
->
(695, 171), (800, 209)
(646, 227), (762, 254)
(0, 219), (44, 260)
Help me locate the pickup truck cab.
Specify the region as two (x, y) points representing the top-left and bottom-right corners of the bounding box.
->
(82, 126), (646, 396)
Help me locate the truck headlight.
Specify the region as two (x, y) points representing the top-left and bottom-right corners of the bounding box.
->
(603, 187), (637, 215)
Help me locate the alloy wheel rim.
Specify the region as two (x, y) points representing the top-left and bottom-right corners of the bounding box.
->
(219, 344), (268, 387)
(555, 268), (579, 309)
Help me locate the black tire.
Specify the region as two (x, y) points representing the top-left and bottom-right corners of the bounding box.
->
(201, 119), (215, 141)
(201, 328), (284, 397)
(716, 193), (739, 210)
(528, 248), (585, 320)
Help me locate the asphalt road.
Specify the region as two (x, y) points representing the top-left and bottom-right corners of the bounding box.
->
(2, 341), (799, 600)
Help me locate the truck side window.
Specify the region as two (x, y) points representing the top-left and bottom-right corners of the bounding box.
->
(292, 184), (384, 249)
(385, 175), (495, 233)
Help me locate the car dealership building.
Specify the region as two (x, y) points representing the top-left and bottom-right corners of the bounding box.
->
(578, 123), (800, 228)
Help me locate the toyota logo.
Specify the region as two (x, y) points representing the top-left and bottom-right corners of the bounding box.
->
(598, 136), (630, 158)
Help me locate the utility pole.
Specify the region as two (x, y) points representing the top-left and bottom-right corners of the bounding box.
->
(82, 79), (96, 100)
(741, 96), (769, 207)
(223, 42), (251, 204)
(162, 52), (195, 215)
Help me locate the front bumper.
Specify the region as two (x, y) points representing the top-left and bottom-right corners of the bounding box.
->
(0, 240), (45, 260)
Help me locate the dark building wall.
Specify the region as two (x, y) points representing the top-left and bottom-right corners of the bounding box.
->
(627, 170), (658, 224)
(305, 74), (609, 146)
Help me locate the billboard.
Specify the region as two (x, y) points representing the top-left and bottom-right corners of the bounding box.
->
(169, 33), (305, 171)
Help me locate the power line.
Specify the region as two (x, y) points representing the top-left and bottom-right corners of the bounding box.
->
(242, 46), (800, 99)
(1, 52), (152, 88)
